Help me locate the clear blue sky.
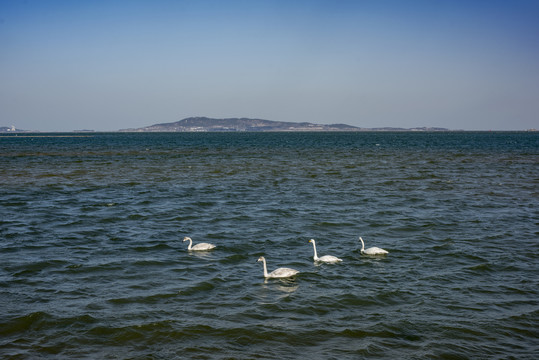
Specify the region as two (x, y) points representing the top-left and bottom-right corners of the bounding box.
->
(1, 0), (538, 131)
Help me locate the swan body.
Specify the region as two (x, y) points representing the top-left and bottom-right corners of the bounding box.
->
(183, 237), (216, 251)
(359, 236), (388, 255)
(309, 239), (342, 263)
(257, 256), (299, 278)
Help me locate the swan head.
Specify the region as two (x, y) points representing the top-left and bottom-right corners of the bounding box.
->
(183, 237), (191, 242)
(309, 239), (315, 244)
(257, 256), (265, 263)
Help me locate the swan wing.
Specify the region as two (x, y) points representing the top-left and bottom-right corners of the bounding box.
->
(190, 242), (216, 251)
(268, 267), (299, 278)
(318, 255), (343, 263)
(363, 247), (388, 255)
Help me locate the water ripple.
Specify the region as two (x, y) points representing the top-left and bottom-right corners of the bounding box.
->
(1, 132), (537, 359)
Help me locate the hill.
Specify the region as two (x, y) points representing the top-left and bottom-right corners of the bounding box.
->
(120, 117), (361, 132)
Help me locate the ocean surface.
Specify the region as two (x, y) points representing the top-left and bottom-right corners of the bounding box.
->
(0, 131), (537, 359)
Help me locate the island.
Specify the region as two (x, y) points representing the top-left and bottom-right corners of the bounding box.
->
(119, 117), (449, 132)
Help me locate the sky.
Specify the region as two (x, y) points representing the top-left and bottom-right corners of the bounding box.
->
(1, 0), (538, 131)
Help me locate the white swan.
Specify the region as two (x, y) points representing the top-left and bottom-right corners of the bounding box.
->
(257, 256), (299, 279)
(309, 239), (342, 263)
(359, 236), (388, 255)
(183, 236), (216, 251)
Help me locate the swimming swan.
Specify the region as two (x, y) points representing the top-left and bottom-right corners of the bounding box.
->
(183, 237), (216, 251)
(309, 239), (342, 263)
(359, 236), (388, 255)
(257, 256), (299, 278)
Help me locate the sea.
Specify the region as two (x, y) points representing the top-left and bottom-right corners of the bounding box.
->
(0, 131), (537, 359)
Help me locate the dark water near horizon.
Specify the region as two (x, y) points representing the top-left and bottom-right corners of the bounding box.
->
(1, 132), (537, 359)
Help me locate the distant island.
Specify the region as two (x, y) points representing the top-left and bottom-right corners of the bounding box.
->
(119, 117), (450, 132)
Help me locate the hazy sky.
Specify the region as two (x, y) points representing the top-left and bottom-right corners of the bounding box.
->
(1, 0), (538, 131)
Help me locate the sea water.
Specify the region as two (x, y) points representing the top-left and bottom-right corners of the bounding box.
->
(0, 132), (537, 359)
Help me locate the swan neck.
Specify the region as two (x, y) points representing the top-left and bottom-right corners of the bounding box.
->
(187, 238), (192, 250)
(261, 258), (269, 277)
(359, 237), (365, 252)
(311, 241), (318, 259)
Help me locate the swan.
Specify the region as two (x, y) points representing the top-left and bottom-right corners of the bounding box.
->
(359, 236), (388, 255)
(308, 239), (342, 263)
(257, 256), (299, 279)
(183, 237), (216, 251)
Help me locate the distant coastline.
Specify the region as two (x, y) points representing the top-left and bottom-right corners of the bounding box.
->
(2, 118), (537, 133)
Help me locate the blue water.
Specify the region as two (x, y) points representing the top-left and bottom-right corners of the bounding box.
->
(1, 132), (538, 359)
